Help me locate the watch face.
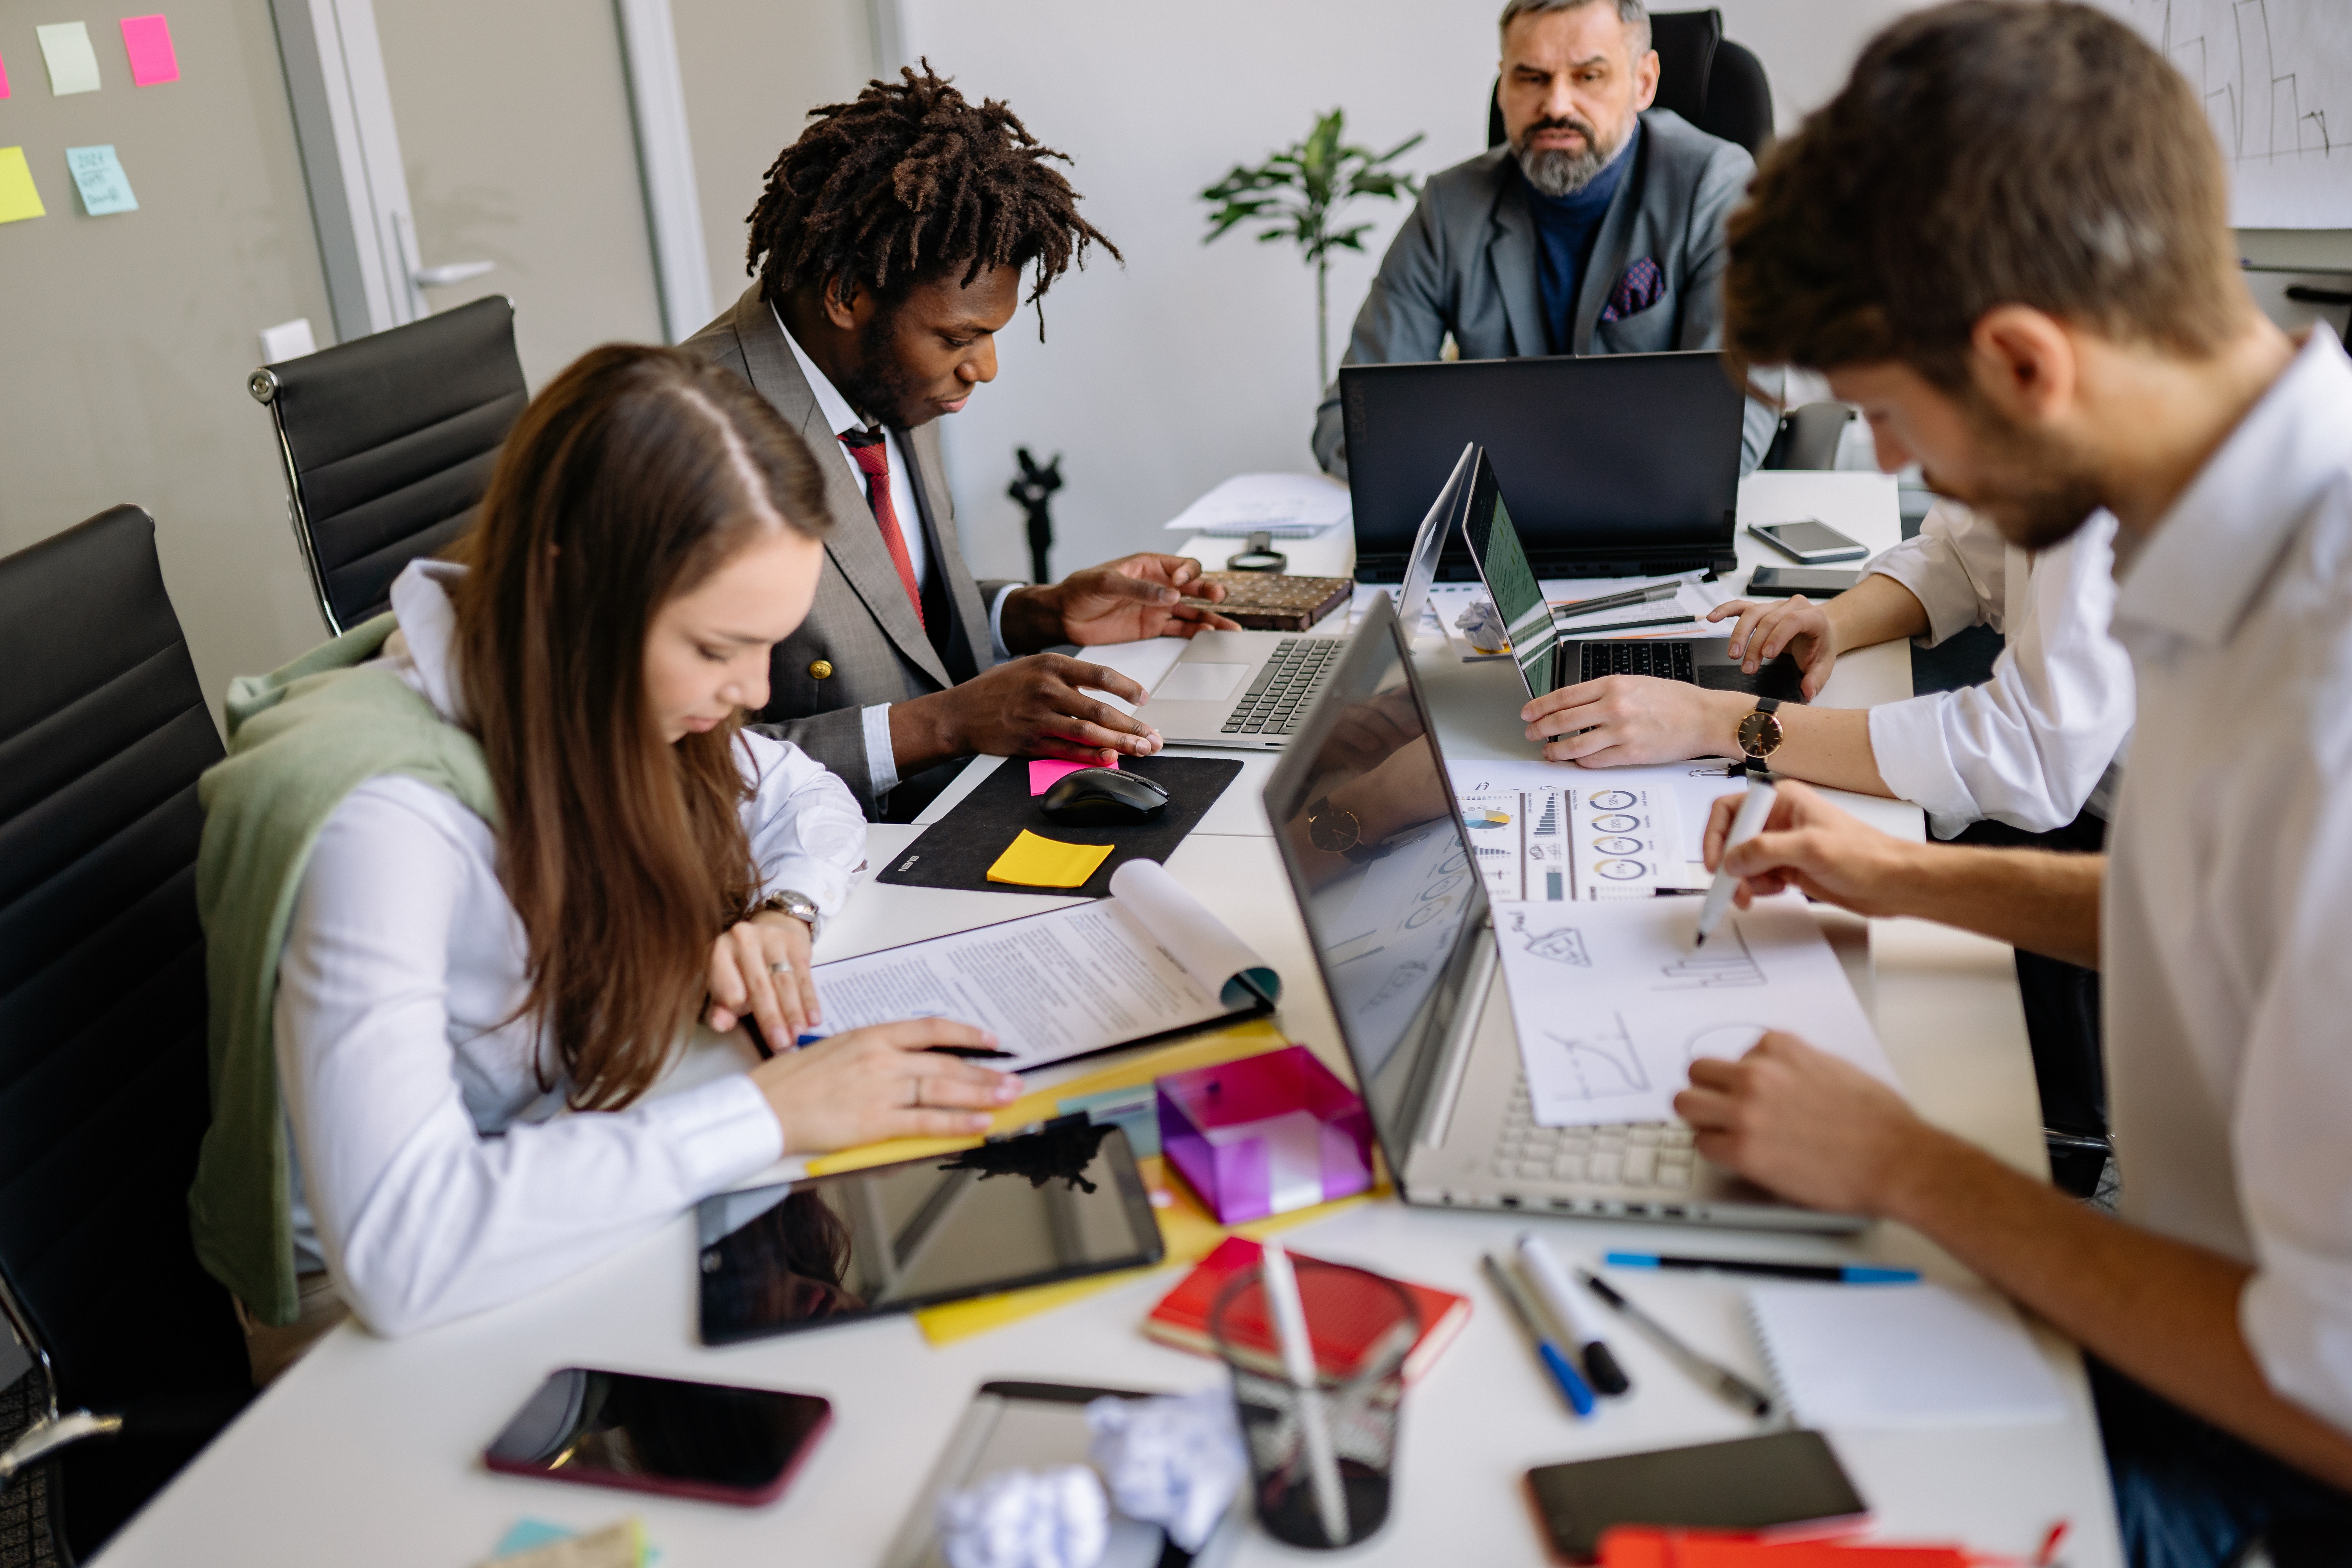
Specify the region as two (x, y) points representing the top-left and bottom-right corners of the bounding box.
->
(1308, 806), (1361, 854)
(1738, 711), (1783, 757)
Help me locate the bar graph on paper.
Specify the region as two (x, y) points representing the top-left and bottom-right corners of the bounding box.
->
(1452, 768), (1684, 902)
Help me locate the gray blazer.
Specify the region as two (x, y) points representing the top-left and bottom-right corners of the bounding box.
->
(684, 284), (1019, 819)
(1311, 110), (1774, 476)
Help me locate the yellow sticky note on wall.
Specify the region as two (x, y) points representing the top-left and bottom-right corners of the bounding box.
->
(985, 829), (1115, 889)
(0, 148), (46, 223)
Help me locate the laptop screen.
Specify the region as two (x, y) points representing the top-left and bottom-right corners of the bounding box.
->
(1262, 595), (1491, 1178)
(1459, 452), (1561, 700)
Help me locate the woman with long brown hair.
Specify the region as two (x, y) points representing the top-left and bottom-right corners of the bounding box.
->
(201, 345), (1015, 1380)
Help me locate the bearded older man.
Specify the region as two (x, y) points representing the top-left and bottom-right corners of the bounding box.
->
(1310, 0), (1772, 476)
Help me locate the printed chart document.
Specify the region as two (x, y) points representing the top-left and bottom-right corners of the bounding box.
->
(1448, 760), (1685, 900)
(1451, 758), (1746, 884)
(1490, 893), (1898, 1127)
(811, 860), (1280, 1071)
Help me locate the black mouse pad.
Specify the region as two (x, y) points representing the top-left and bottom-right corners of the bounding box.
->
(875, 755), (1243, 898)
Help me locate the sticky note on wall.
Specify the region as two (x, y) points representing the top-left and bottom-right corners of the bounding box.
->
(119, 15), (178, 86)
(36, 22), (102, 95)
(0, 49), (13, 100)
(0, 148), (46, 223)
(66, 146), (137, 215)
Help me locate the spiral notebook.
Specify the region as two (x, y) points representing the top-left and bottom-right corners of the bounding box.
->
(1744, 1281), (2068, 1430)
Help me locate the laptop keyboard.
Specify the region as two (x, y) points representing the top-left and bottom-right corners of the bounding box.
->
(1220, 637), (1344, 736)
(1575, 640), (1697, 684)
(1497, 1077), (1698, 1190)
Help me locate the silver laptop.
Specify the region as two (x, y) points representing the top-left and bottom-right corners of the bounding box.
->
(1262, 593), (1863, 1231)
(1147, 450), (1475, 750)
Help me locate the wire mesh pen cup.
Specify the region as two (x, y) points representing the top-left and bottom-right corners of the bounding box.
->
(1207, 1257), (1420, 1549)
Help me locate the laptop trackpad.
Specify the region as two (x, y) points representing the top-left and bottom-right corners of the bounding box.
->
(1155, 662), (1250, 703)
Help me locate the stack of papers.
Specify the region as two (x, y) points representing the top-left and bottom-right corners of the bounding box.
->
(1161, 473), (1351, 538)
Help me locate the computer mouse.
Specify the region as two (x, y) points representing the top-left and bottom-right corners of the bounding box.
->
(1039, 767), (1170, 826)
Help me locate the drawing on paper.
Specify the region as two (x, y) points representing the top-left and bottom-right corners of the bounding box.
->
(1507, 910), (1591, 966)
(1543, 1011), (1649, 1100)
(1655, 921), (1765, 988)
(1685, 1022), (1769, 1064)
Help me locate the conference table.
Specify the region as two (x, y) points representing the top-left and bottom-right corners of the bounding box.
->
(92, 473), (2123, 1565)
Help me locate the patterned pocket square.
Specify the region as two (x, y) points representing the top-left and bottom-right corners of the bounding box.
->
(1599, 256), (1666, 323)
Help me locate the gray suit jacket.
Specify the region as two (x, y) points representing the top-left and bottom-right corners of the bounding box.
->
(684, 284), (1020, 819)
(1311, 110), (1774, 476)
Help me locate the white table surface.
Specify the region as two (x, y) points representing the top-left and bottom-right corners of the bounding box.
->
(92, 472), (2122, 1566)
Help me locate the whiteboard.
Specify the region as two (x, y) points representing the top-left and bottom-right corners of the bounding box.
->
(2090, 0), (2352, 227)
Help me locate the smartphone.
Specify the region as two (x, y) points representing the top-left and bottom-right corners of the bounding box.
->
(1747, 565), (1862, 599)
(1525, 1430), (1868, 1561)
(484, 1367), (831, 1506)
(1748, 518), (1869, 563)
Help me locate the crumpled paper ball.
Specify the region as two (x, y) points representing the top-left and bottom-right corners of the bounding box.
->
(1085, 1388), (1248, 1552)
(936, 1465), (1109, 1568)
(1454, 598), (1508, 653)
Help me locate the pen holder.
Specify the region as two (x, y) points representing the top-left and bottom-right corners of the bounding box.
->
(1208, 1258), (1418, 1550)
(1156, 1047), (1375, 1225)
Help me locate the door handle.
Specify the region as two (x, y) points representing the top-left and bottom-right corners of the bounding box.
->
(412, 260), (494, 288)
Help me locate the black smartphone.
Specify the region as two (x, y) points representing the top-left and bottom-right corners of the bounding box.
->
(1747, 565), (1862, 599)
(484, 1368), (830, 1507)
(1525, 1430), (1868, 1561)
(1747, 518), (1869, 563)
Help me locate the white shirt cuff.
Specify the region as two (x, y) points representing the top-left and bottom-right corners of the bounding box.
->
(636, 1073), (786, 1191)
(862, 703), (900, 797)
(987, 583), (1021, 665)
(1868, 694), (1984, 840)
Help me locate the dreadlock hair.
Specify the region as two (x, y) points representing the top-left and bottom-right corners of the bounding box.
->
(745, 62), (1120, 338)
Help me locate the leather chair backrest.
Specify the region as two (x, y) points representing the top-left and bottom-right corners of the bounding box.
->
(0, 506), (249, 1557)
(255, 294), (527, 633)
(1763, 401), (1857, 471)
(1486, 9), (1772, 158)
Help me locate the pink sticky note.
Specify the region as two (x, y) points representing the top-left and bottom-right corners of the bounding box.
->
(119, 15), (177, 86)
(0, 51), (11, 99)
(1027, 755), (1118, 796)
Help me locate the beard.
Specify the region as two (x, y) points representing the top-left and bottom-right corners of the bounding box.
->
(1512, 114), (1630, 198)
(831, 303), (930, 430)
(1932, 398), (2105, 552)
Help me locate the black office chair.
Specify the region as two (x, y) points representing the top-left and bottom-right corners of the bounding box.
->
(1762, 401), (1856, 470)
(1488, 8), (1774, 159)
(0, 507), (252, 1563)
(248, 294), (528, 635)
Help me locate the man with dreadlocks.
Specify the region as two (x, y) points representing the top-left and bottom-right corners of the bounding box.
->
(686, 64), (1235, 823)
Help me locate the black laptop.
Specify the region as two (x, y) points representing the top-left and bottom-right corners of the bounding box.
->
(1456, 447), (1802, 702)
(1341, 350), (1745, 582)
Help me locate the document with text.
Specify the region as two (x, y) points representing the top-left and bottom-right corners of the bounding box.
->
(810, 860), (1281, 1071)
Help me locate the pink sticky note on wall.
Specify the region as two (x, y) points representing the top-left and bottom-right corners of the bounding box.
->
(0, 51), (11, 99)
(1027, 755), (1118, 796)
(120, 15), (177, 86)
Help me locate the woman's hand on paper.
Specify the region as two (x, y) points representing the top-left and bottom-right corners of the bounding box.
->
(1707, 595), (1839, 698)
(706, 912), (820, 1041)
(751, 1019), (1022, 1153)
(1703, 780), (1922, 917)
(1674, 1031), (1939, 1216)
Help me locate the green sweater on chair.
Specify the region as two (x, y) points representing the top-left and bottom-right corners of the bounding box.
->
(189, 614), (499, 1327)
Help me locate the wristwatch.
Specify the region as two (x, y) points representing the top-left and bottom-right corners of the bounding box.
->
(750, 888), (821, 938)
(1735, 697), (1785, 768)
(1305, 796), (1385, 864)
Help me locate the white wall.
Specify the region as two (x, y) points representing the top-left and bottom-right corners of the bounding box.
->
(900, 0), (1935, 584)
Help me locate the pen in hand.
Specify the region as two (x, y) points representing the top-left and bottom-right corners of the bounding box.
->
(1693, 780), (1778, 949)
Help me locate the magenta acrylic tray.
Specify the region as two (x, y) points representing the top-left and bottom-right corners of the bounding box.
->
(1156, 1045), (1375, 1224)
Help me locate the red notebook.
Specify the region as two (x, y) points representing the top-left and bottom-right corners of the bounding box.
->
(1142, 1236), (1471, 1385)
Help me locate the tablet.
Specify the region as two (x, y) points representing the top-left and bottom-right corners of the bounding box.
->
(695, 1121), (1163, 1346)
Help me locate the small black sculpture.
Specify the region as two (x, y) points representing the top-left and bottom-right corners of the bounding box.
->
(1007, 446), (1064, 584)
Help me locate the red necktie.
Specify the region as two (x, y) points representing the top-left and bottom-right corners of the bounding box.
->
(838, 431), (924, 630)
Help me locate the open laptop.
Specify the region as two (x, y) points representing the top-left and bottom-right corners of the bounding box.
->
(1456, 447), (1806, 705)
(1341, 352), (1746, 582)
(1263, 593), (1862, 1230)
(1147, 453), (1473, 749)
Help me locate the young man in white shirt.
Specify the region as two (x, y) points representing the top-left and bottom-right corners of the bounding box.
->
(1679, 5), (2352, 1560)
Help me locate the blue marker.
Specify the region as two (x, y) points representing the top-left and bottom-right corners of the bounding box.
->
(1606, 1251), (1918, 1285)
(1483, 1254), (1595, 1417)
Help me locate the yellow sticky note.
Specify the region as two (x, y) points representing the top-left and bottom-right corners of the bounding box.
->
(0, 148), (45, 223)
(985, 829), (1115, 889)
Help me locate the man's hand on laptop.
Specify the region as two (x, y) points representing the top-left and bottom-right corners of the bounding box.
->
(891, 654), (1165, 770)
(1522, 675), (1752, 765)
(1674, 1030), (1937, 1216)
(1000, 553), (1241, 652)
(1708, 595), (1839, 699)
(1702, 780), (1924, 918)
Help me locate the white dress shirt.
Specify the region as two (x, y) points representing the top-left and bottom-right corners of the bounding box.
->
(773, 308), (1018, 799)
(2101, 328), (2352, 1434)
(274, 560), (867, 1336)
(1860, 500), (2135, 838)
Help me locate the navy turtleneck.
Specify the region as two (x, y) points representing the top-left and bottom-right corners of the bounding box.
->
(1524, 119), (1639, 354)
